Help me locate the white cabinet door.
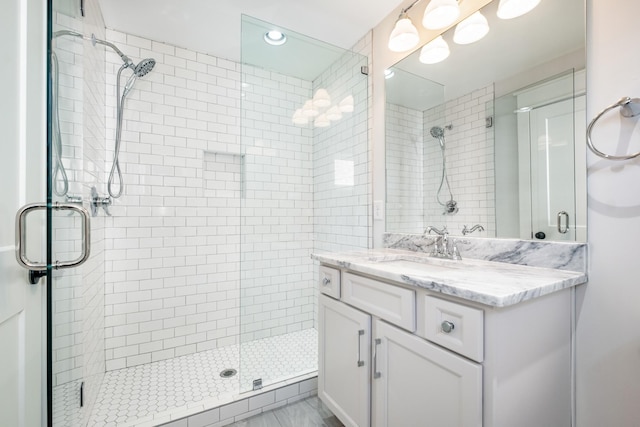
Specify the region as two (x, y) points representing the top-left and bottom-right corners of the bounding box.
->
(0, 0), (47, 425)
(319, 295), (371, 427)
(372, 319), (482, 427)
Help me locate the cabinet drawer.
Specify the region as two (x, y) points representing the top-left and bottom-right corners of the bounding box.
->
(342, 272), (415, 332)
(421, 295), (484, 362)
(319, 265), (341, 299)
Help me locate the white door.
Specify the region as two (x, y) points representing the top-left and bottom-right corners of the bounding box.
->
(318, 295), (371, 427)
(0, 0), (47, 426)
(529, 98), (578, 241)
(372, 319), (482, 427)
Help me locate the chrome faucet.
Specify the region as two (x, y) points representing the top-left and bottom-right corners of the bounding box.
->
(425, 226), (465, 260)
(462, 224), (484, 235)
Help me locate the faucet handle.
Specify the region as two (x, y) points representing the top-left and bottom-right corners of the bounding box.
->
(451, 244), (462, 260)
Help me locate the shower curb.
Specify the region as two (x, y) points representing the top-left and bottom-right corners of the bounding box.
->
(145, 373), (318, 427)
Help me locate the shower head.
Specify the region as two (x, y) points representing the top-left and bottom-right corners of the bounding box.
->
(430, 126), (445, 139)
(134, 58), (155, 77)
(430, 126), (446, 148)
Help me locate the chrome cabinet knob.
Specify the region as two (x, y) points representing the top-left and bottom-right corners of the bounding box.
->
(322, 277), (331, 286)
(441, 320), (455, 333)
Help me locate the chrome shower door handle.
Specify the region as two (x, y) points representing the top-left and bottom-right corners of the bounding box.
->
(16, 202), (91, 282)
(557, 211), (569, 234)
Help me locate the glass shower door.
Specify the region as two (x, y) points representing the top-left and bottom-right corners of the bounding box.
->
(239, 15), (369, 393)
(49, 1), (108, 425)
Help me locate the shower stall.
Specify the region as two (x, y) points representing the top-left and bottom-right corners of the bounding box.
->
(49, 1), (369, 426)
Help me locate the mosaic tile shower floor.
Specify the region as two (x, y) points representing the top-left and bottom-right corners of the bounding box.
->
(54, 329), (318, 427)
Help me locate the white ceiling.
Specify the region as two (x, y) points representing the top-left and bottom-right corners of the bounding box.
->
(97, 0), (405, 65)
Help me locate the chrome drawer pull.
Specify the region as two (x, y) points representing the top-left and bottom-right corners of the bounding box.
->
(373, 338), (382, 379)
(322, 277), (331, 286)
(357, 329), (365, 367)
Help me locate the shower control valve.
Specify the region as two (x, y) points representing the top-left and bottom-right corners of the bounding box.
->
(90, 186), (112, 217)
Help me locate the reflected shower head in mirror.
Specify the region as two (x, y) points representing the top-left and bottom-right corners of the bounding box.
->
(429, 124), (458, 214)
(429, 124), (452, 148)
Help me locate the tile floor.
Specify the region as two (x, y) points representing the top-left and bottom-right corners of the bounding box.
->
(227, 396), (344, 427)
(53, 329), (318, 426)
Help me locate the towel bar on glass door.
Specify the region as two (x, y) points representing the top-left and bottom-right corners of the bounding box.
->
(587, 96), (640, 160)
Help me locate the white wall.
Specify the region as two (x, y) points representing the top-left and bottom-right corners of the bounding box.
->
(576, 0), (640, 425)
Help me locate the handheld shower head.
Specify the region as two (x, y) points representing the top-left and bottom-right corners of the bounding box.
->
(430, 126), (445, 139)
(430, 126), (445, 148)
(134, 58), (155, 77)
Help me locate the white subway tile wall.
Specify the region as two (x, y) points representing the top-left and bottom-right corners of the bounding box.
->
(385, 103), (425, 233)
(423, 85), (496, 237)
(51, 0), (107, 424)
(103, 30), (246, 370)
(239, 64), (314, 345)
(312, 33), (372, 332)
(385, 84), (495, 236)
(103, 29), (371, 372)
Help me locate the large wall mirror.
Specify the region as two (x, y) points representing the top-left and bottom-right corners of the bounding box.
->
(385, 0), (586, 242)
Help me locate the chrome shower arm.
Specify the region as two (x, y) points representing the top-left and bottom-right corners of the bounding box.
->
(90, 35), (134, 66)
(52, 31), (134, 67)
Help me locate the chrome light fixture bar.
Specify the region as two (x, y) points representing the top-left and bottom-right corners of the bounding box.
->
(388, 0), (425, 52)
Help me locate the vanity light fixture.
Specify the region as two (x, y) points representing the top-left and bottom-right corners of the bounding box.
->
(388, 12), (421, 52)
(419, 36), (450, 64)
(453, 11), (489, 44)
(496, 0), (541, 19)
(264, 30), (287, 45)
(422, 0), (461, 30)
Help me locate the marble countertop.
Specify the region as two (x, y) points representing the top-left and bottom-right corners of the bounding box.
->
(311, 248), (587, 308)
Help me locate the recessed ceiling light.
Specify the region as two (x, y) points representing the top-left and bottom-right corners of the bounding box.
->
(264, 30), (287, 46)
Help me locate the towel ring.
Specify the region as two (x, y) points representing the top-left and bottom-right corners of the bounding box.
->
(587, 96), (640, 160)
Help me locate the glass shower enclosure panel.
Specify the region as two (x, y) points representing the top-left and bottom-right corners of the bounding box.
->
(239, 15), (369, 393)
(50, 1), (108, 425)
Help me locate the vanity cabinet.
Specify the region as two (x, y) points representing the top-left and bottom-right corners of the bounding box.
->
(318, 265), (573, 427)
(372, 318), (482, 427)
(318, 294), (371, 427)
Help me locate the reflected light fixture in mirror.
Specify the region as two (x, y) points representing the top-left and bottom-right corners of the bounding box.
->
(422, 0), (461, 29)
(388, 12), (420, 52)
(326, 106), (343, 121)
(339, 95), (354, 112)
(385, 69), (395, 79)
(264, 30), (287, 45)
(291, 109), (308, 125)
(419, 36), (450, 64)
(497, 0), (541, 19)
(302, 100), (319, 117)
(313, 89), (331, 108)
(453, 11), (490, 44)
(314, 114), (330, 128)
